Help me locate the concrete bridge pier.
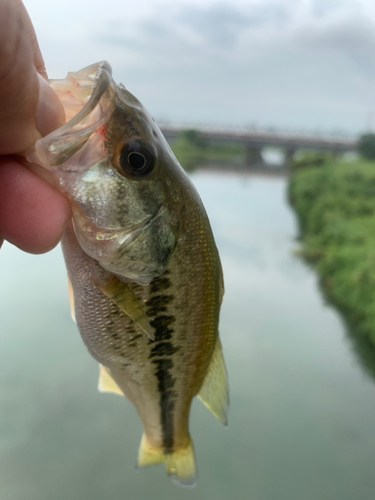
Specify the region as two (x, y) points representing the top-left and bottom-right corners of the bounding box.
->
(284, 147), (296, 166)
(245, 145), (264, 167)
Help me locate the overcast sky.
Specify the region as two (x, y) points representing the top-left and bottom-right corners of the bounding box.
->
(23, 0), (375, 135)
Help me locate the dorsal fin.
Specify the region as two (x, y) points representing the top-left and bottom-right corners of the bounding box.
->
(95, 275), (154, 340)
(67, 275), (76, 323)
(197, 338), (229, 426)
(98, 364), (123, 395)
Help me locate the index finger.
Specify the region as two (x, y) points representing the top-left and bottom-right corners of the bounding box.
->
(0, 157), (71, 253)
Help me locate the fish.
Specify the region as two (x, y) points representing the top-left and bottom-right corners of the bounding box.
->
(26, 61), (228, 486)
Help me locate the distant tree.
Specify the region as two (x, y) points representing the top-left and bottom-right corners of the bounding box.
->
(170, 130), (207, 171)
(358, 133), (375, 160)
(290, 151), (334, 170)
(180, 129), (207, 149)
(170, 128), (243, 171)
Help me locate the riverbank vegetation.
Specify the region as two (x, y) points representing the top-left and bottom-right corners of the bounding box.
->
(289, 155), (375, 343)
(170, 129), (244, 171)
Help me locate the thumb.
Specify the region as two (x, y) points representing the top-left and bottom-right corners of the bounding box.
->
(36, 74), (65, 138)
(0, 0), (65, 155)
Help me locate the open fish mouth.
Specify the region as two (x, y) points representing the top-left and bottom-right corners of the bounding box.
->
(48, 61), (113, 125)
(26, 62), (115, 169)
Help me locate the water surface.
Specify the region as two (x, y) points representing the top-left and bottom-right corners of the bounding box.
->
(1, 172), (375, 500)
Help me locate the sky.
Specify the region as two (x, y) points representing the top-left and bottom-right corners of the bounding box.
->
(23, 0), (375, 135)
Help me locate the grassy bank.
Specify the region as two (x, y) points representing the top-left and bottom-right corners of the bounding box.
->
(289, 158), (375, 343)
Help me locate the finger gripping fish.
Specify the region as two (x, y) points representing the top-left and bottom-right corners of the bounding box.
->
(27, 62), (228, 486)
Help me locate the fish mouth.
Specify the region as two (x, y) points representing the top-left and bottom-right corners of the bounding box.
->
(49, 61), (113, 127)
(26, 61), (114, 168)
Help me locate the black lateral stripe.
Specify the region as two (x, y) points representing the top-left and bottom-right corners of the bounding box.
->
(150, 341), (179, 357)
(151, 358), (177, 452)
(145, 294), (174, 317)
(149, 314), (175, 342)
(149, 273), (171, 294)
(145, 273), (178, 452)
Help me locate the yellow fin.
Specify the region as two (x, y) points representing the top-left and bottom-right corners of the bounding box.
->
(96, 276), (154, 340)
(197, 338), (229, 426)
(165, 440), (197, 487)
(137, 434), (197, 487)
(137, 434), (165, 467)
(67, 275), (76, 323)
(98, 364), (123, 396)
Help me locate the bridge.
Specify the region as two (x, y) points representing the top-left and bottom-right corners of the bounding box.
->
(159, 123), (358, 167)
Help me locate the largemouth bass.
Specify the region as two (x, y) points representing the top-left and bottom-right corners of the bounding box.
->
(26, 62), (228, 486)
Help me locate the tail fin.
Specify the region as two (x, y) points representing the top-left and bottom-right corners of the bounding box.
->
(137, 434), (197, 487)
(165, 442), (197, 487)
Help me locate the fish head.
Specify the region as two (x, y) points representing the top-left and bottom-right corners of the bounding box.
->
(28, 62), (186, 285)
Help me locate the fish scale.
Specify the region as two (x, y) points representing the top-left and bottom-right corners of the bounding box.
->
(63, 192), (219, 446)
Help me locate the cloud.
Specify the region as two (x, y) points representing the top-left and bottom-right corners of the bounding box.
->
(96, 1), (292, 61)
(23, 0), (375, 133)
(293, 14), (375, 78)
(176, 4), (260, 49)
(311, 0), (356, 18)
(90, 1), (375, 131)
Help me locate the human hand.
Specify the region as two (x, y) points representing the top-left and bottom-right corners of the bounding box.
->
(0, 0), (71, 253)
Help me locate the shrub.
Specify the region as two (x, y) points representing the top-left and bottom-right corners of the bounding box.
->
(358, 133), (375, 161)
(289, 159), (375, 341)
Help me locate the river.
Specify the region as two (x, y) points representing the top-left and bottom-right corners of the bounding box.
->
(1, 171), (375, 500)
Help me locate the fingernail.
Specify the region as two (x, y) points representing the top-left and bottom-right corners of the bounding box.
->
(36, 74), (66, 137)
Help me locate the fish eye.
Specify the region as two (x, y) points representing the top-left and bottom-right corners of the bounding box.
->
(118, 140), (155, 178)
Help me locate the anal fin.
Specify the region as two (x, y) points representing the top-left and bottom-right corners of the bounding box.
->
(98, 364), (123, 396)
(96, 275), (154, 340)
(197, 338), (229, 426)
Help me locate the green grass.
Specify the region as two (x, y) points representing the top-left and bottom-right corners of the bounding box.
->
(170, 129), (244, 171)
(289, 158), (375, 343)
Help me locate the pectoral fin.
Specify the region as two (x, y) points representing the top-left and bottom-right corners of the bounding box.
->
(197, 338), (229, 426)
(98, 364), (123, 396)
(67, 275), (76, 323)
(96, 276), (155, 340)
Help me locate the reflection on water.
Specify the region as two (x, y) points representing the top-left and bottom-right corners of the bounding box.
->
(2, 171), (375, 500)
